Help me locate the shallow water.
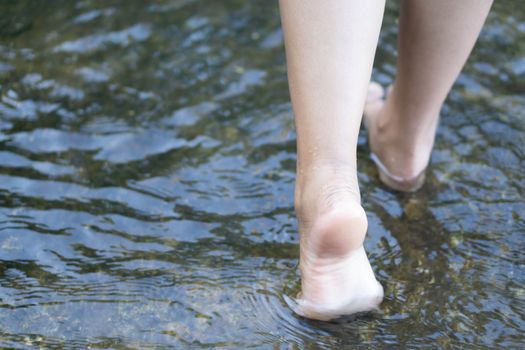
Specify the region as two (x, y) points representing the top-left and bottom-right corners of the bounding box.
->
(0, 1), (524, 348)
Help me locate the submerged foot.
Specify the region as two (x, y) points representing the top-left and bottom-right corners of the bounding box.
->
(363, 82), (429, 192)
(295, 167), (383, 321)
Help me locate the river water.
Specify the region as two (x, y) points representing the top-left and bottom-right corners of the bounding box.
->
(0, 1), (524, 348)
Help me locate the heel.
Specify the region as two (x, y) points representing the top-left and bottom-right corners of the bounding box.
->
(371, 152), (426, 192)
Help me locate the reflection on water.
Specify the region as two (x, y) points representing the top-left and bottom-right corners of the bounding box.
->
(0, 0), (524, 348)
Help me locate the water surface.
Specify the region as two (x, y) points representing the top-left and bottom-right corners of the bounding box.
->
(0, 1), (524, 348)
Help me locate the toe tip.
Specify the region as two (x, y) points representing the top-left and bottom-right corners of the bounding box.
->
(367, 82), (384, 102)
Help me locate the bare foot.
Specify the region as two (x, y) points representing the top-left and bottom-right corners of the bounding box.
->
(363, 82), (432, 192)
(295, 166), (383, 321)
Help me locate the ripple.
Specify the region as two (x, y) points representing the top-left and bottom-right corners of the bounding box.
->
(244, 282), (330, 348)
(9, 128), (219, 163)
(53, 24), (152, 53)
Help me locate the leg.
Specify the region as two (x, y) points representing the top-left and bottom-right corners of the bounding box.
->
(365, 0), (493, 190)
(279, 0), (385, 320)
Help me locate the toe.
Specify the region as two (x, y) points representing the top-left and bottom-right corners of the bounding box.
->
(366, 82), (384, 103)
(363, 83), (385, 130)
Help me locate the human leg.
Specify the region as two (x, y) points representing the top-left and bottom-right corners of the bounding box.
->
(365, 0), (493, 191)
(279, 0), (385, 320)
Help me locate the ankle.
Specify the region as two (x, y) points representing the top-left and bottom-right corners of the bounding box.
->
(295, 162), (360, 221)
(297, 176), (367, 268)
(372, 94), (438, 178)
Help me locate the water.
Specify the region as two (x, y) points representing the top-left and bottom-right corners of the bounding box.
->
(0, 1), (523, 348)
